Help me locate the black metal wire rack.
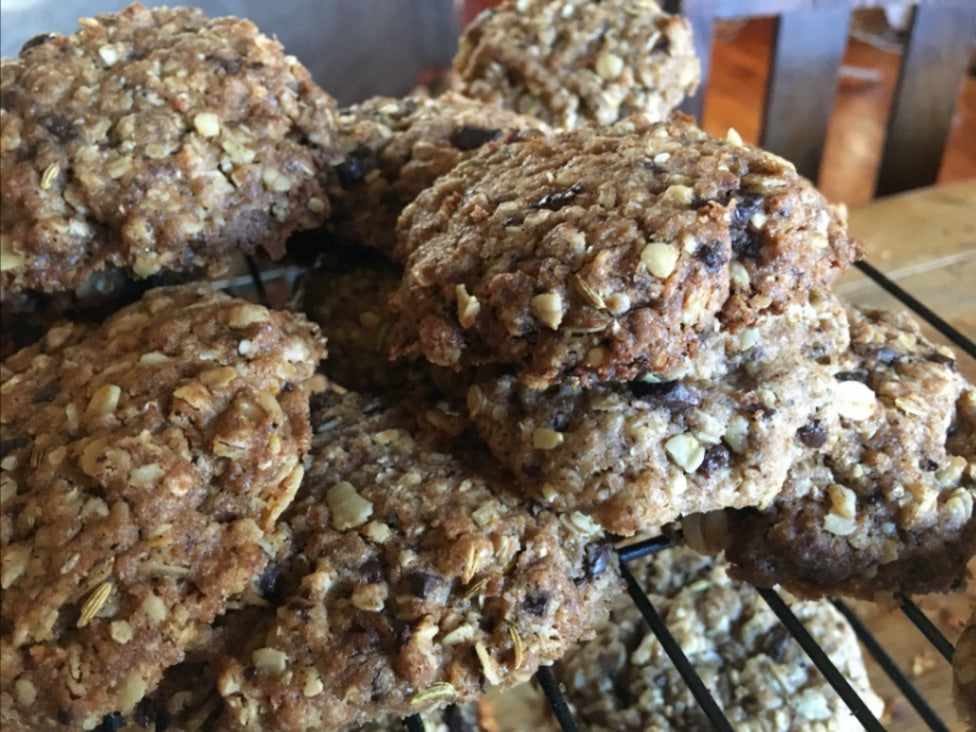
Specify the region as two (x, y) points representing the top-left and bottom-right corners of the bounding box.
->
(388, 256), (972, 732)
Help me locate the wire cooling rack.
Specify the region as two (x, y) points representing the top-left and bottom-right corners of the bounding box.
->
(387, 255), (972, 732)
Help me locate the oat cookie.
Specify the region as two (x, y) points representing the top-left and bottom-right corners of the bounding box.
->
(467, 344), (835, 537)
(390, 114), (857, 388)
(454, 0), (700, 129)
(214, 388), (620, 731)
(954, 605), (976, 727)
(0, 3), (341, 300)
(718, 307), (976, 599)
(328, 92), (548, 256)
(0, 284), (325, 729)
(554, 546), (883, 731)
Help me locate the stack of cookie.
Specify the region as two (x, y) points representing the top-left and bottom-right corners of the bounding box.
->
(1, 1), (973, 730)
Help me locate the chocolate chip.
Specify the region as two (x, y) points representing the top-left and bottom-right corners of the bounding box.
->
(443, 704), (475, 732)
(926, 352), (957, 371)
(797, 419), (828, 448)
(57, 708), (73, 725)
(629, 380), (701, 412)
(695, 241), (728, 272)
(921, 457), (939, 472)
(0, 436), (29, 459)
(360, 559), (384, 584)
(20, 33), (56, 53)
(134, 697), (168, 729)
(523, 592), (550, 616)
(257, 562), (281, 600)
(449, 125), (502, 151)
(729, 190), (765, 258)
(763, 624), (791, 662)
(395, 622), (412, 649)
(39, 114), (78, 143)
(530, 181), (584, 211)
(335, 144), (377, 188)
(210, 55), (242, 75)
(94, 712), (125, 732)
(404, 570), (440, 598)
(583, 540), (612, 581)
(834, 370), (868, 383)
(242, 665), (258, 681)
(32, 384), (59, 403)
(697, 444), (730, 477)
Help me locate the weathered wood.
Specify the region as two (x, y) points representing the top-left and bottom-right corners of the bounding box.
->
(761, 5), (852, 181)
(875, 2), (976, 196)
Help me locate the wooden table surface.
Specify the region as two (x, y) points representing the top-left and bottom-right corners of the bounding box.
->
(836, 179), (975, 731)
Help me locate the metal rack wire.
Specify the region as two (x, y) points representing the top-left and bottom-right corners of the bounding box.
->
(392, 255), (972, 732)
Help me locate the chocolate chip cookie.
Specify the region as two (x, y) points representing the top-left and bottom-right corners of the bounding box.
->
(454, 0), (700, 128)
(0, 284), (325, 729)
(327, 92), (548, 257)
(554, 547), (883, 730)
(467, 347), (835, 537)
(214, 388), (620, 731)
(0, 3), (341, 301)
(390, 114), (857, 388)
(718, 307), (976, 599)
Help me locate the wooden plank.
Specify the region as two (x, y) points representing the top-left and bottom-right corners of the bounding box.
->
(760, 5), (851, 182)
(875, 2), (976, 196)
(840, 179), (976, 286)
(670, 0), (715, 122)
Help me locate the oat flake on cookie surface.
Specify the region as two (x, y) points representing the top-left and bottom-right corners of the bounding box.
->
(0, 3), (341, 301)
(0, 284), (325, 729)
(390, 113), (857, 388)
(716, 307), (976, 599)
(214, 388), (620, 731)
(454, 0), (700, 129)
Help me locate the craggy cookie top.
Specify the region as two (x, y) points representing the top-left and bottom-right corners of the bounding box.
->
(954, 605), (976, 728)
(719, 307), (976, 599)
(390, 114), (857, 388)
(0, 285), (325, 729)
(467, 347), (835, 537)
(328, 92), (548, 256)
(215, 389), (620, 731)
(454, 0), (699, 129)
(555, 547), (883, 731)
(0, 3), (341, 298)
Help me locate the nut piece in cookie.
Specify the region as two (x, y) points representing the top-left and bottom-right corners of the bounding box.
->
(0, 3), (342, 301)
(214, 389), (620, 731)
(326, 92), (549, 256)
(390, 114), (857, 388)
(717, 306), (976, 599)
(553, 546), (883, 730)
(0, 285), (325, 728)
(454, 0), (700, 128)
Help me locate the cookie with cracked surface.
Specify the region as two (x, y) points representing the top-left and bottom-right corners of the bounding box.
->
(467, 343), (836, 536)
(454, 0), (699, 129)
(390, 114), (857, 388)
(716, 307), (976, 599)
(553, 546), (883, 731)
(327, 92), (548, 257)
(0, 3), (341, 301)
(0, 284), (325, 729)
(214, 388), (620, 731)
(954, 605), (976, 728)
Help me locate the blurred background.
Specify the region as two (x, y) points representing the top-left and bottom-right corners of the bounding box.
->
(1, 0), (973, 205)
